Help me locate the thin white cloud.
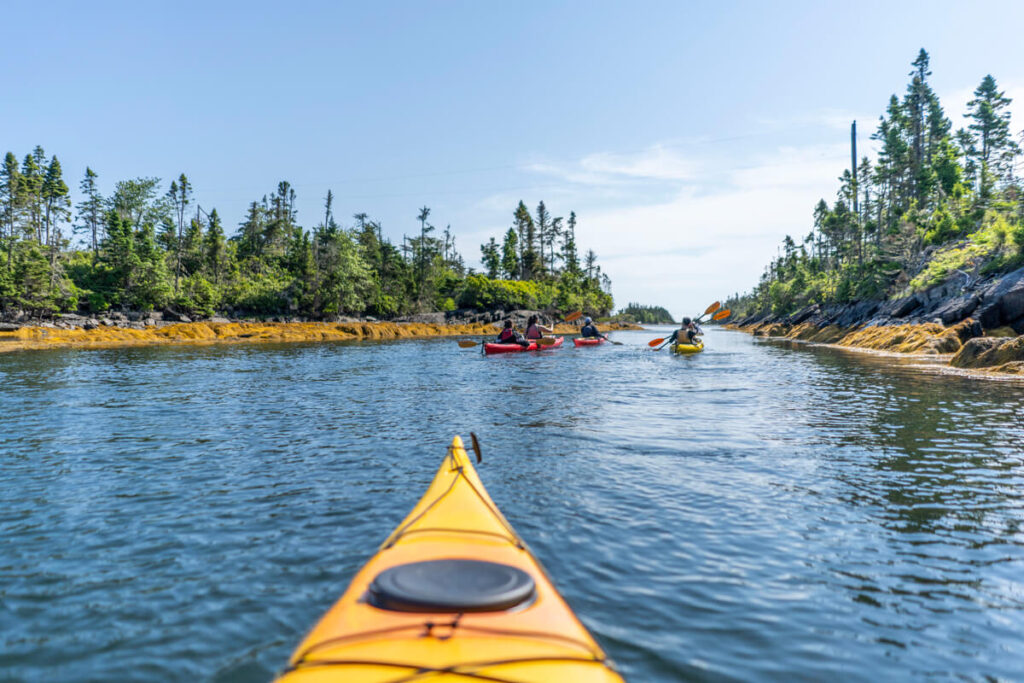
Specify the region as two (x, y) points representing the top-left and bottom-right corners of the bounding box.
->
(526, 145), (697, 186)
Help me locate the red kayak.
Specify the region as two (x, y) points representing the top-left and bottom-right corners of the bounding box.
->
(573, 337), (605, 347)
(483, 336), (564, 355)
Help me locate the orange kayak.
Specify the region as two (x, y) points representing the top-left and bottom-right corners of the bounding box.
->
(277, 435), (623, 682)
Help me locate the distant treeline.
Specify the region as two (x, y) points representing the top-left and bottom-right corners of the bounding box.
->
(0, 155), (613, 318)
(615, 303), (674, 324)
(726, 49), (1024, 317)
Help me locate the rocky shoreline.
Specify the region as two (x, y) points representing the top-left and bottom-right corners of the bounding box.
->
(728, 265), (1024, 376)
(0, 309), (642, 354)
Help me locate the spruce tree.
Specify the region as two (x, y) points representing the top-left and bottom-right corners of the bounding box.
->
(1, 153), (22, 269)
(966, 75), (1020, 200)
(75, 167), (104, 261)
(167, 173), (192, 292)
(535, 200), (550, 277)
(204, 209), (226, 284)
(20, 152), (42, 242)
(500, 228), (519, 279)
(416, 205), (431, 287)
(41, 156), (70, 285)
(561, 211), (579, 275)
(513, 201), (537, 279)
(480, 238), (500, 278)
(42, 157), (69, 244)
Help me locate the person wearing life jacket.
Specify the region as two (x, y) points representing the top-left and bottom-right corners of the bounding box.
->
(524, 314), (554, 340)
(668, 317), (701, 345)
(579, 317), (608, 341)
(496, 319), (530, 347)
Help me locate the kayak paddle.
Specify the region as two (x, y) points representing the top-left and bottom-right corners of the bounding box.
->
(694, 301), (721, 323)
(564, 311), (583, 323)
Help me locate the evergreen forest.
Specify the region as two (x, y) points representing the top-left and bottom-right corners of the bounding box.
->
(726, 50), (1024, 317)
(0, 158), (614, 319)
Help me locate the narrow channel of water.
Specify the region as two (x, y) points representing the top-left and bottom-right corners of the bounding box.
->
(1, 328), (1022, 681)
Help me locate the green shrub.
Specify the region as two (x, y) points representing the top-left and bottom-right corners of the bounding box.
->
(178, 274), (220, 317)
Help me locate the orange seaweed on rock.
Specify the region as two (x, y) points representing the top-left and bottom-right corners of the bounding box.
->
(0, 319), (642, 354)
(951, 334), (1024, 373)
(739, 318), (979, 355)
(0, 321), (489, 352)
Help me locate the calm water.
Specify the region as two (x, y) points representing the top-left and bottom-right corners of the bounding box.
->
(2, 328), (1023, 681)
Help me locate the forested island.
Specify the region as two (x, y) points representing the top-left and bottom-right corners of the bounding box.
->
(724, 50), (1024, 375)
(0, 157), (615, 321)
(614, 303), (675, 324)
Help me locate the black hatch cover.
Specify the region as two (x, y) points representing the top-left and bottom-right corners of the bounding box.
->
(368, 559), (536, 613)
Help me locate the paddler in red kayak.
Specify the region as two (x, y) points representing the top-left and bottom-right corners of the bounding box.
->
(524, 314), (555, 341)
(496, 319), (530, 347)
(579, 317), (608, 341)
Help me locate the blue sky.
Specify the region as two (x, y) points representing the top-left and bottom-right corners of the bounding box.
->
(4, 1), (1023, 318)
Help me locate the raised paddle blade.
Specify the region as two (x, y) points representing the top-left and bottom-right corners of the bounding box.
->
(458, 340), (479, 348)
(470, 432), (482, 463)
(535, 336), (557, 345)
(564, 311), (583, 322)
(704, 301), (721, 315)
(712, 309), (732, 321)
(647, 337), (666, 347)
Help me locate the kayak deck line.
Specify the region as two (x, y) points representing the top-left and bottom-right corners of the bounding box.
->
(291, 619), (609, 655)
(278, 436), (623, 682)
(381, 445), (523, 551)
(282, 654), (617, 680)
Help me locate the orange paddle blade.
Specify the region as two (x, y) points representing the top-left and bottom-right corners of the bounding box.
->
(564, 311), (583, 322)
(457, 340), (479, 348)
(712, 309), (731, 321)
(647, 337), (666, 347)
(704, 301), (721, 315)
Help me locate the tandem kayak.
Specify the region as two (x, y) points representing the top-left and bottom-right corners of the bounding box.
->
(573, 337), (605, 347)
(483, 336), (564, 354)
(277, 435), (623, 682)
(672, 340), (704, 354)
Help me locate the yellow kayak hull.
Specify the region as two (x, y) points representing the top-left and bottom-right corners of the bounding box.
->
(277, 436), (623, 682)
(672, 340), (704, 354)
